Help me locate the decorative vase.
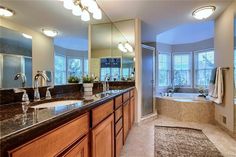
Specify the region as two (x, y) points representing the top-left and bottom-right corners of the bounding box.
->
(83, 83), (93, 92)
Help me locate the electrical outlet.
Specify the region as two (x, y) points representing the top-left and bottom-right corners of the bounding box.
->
(222, 116), (227, 124)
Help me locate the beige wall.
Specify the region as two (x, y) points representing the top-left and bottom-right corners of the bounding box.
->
(214, 1), (236, 132)
(1, 18), (54, 84)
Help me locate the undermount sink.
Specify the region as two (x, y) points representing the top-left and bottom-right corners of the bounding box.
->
(31, 100), (83, 109)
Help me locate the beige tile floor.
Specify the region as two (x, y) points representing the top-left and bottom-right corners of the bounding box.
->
(120, 115), (236, 157)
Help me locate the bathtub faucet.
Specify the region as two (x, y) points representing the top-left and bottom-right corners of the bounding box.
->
(167, 87), (174, 97)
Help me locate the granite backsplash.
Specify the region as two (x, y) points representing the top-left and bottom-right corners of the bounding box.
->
(0, 81), (135, 105)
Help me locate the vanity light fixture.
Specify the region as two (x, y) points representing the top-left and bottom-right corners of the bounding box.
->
(59, 0), (102, 21)
(42, 29), (58, 37)
(22, 33), (32, 39)
(0, 6), (14, 17)
(118, 42), (127, 53)
(192, 6), (216, 20)
(124, 42), (134, 52)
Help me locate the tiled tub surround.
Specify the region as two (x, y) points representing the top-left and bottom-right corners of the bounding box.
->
(0, 83), (134, 157)
(156, 96), (215, 124)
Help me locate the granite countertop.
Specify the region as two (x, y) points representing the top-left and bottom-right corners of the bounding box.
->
(0, 87), (134, 156)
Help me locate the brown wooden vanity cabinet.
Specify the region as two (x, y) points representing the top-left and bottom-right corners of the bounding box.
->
(92, 114), (114, 157)
(123, 100), (130, 142)
(130, 97), (135, 127)
(61, 136), (88, 157)
(7, 89), (135, 157)
(9, 113), (89, 157)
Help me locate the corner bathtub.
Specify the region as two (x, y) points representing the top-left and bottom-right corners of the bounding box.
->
(156, 93), (215, 124)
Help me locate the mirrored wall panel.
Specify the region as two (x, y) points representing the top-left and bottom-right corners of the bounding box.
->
(0, 0), (111, 88)
(0, 26), (32, 89)
(90, 21), (135, 81)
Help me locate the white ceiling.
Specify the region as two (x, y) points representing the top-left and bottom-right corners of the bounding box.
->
(156, 20), (214, 45)
(97, 0), (232, 42)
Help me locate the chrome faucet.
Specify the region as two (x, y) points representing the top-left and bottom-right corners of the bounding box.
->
(45, 86), (53, 100)
(34, 71), (49, 101)
(14, 73), (27, 87)
(103, 75), (110, 92)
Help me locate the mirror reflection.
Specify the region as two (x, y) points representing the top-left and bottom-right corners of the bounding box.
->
(0, 26), (32, 88)
(90, 21), (135, 81)
(0, 0), (135, 90)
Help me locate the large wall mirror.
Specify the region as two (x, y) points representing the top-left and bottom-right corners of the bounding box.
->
(0, 26), (32, 88)
(0, 1), (135, 90)
(0, 0), (112, 89)
(90, 20), (135, 81)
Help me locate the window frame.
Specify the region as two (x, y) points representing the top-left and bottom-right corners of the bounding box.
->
(158, 52), (171, 88)
(66, 56), (84, 78)
(194, 49), (215, 88)
(172, 52), (192, 88)
(54, 53), (67, 85)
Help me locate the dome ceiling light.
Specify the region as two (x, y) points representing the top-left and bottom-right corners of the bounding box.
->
(118, 42), (134, 53)
(42, 29), (58, 37)
(22, 33), (32, 39)
(0, 6), (14, 17)
(59, 0), (102, 21)
(192, 6), (216, 20)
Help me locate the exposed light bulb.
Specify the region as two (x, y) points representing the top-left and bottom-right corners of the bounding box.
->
(81, 0), (93, 7)
(192, 6), (216, 20)
(22, 33), (32, 39)
(63, 0), (74, 10)
(124, 42), (133, 52)
(118, 43), (128, 53)
(72, 5), (82, 16)
(81, 10), (90, 21)
(88, 1), (98, 13)
(93, 8), (102, 20)
(0, 7), (14, 17)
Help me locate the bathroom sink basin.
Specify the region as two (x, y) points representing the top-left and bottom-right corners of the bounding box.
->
(31, 100), (83, 109)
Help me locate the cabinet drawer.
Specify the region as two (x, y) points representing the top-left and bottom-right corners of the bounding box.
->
(9, 113), (89, 157)
(123, 92), (130, 102)
(92, 100), (114, 127)
(115, 106), (122, 122)
(116, 130), (123, 157)
(130, 89), (134, 97)
(115, 95), (123, 109)
(115, 118), (123, 136)
(62, 135), (88, 157)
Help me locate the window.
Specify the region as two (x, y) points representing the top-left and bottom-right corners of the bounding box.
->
(195, 50), (214, 88)
(84, 58), (88, 75)
(67, 57), (82, 77)
(55, 54), (86, 85)
(100, 58), (121, 81)
(158, 53), (171, 87)
(54, 55), (66, 85)
(173, 53), (191, 87)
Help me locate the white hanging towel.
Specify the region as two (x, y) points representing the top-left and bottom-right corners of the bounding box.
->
(208, 67), (224, 104)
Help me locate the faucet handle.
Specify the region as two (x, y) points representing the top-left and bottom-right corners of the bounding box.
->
(13, 88), (29, 102)
(45, 87), (53, 99)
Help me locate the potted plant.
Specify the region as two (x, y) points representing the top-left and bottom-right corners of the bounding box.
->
(82, 75), (96, 92)
(68, 76), (80, 83)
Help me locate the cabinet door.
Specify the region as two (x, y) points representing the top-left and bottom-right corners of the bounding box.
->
(130, 97), (135, 127)
(62, 136), (88, 157)
(115, 130), (123, 157)
(123, 101), (130, 142)
(92, 114), (114, 157)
